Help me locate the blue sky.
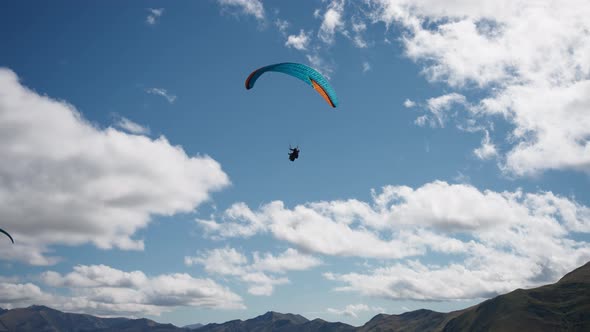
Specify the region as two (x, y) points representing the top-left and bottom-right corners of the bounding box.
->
(1, 0), (590, 327)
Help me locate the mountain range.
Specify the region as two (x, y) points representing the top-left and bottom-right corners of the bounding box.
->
(1, 262), (588, 331)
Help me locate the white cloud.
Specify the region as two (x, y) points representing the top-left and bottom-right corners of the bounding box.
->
(403, 99), (416, 108)
(414, 115), (428, 127)
(218, 0), (265, 20)
(241, 272), (289, 296)
(318, 1), (345, 44)
(325, 255), (575, 301)
(146, 8), (164, 25)
(313, 9), (322, 19)
(367, 0), (590, 176)
(198, 200), (428, 259)
(251, 248), (322, 273)
(0, 265), (244, 316)
(145, 88), (176, 104)
(352, 22), (366, 33)
(352, 20), (368, 48)
(494, 81), (590, 175)
(327, 303), (384, 318)
(41, 264), (148, 288)
(185, 247), (320, 296)
(114, 116), (150, 135)
(285, 30), (310, 51)
(474, 130), (498, 160)
(0, 68), (230, 265)
(0, 282), (48, 306)
(185, 247), (248, 276)
(200, 181), (590, 300)
(362, 61), (371, 73)
(422, 93), (467, 127)
(275, 19), (289, 35)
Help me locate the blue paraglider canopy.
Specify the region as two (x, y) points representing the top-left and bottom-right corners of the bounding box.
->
(245, 62), (338, 108)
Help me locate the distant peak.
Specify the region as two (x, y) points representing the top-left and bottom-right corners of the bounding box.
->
(27, 305), (52, 311)
(260, 311), (280, 318)
(311, 318), (327, 322)
(402, 308), (437, 316)
(254, 311), (308, 324)
(261, 311), (293, 318)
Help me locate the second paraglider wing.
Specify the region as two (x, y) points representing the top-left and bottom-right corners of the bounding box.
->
(0, 228), (14, 244)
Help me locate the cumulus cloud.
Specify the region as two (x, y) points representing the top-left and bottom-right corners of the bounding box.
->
(493, 81), (590, 175)
(325, 256), (565, 301)
(318, 0), (345, 44)
(240, 272), (289, 296)
(185, 247), (320, 296)
(217, 0), (265, 20)
(251, 248), (322, 273)
(146, 8), (164, 25)
(366, 0), (590, 176)
(0, 283), (48, 306)
(0, 68), (230, 265)
(362, 61), (371, 73)
(0, 265), (244, 316)
(113, 116), (150, 135)
(327, 304), (384, 318)
(200, 181), (590, 300)
(41, 264), (148, 288)
(285, 30), (310, 50)
(199, 202), (427, 259)
(145, 88), (176, 104)
(185, 246), (248, 276)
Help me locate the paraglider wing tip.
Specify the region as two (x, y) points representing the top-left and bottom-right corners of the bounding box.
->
(310, 79), (337, 108)
(245, 70), (258, 90)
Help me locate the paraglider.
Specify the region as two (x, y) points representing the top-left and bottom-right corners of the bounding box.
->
(288, 146), (300, 161)
(245, 62), (337, 161)
(245, 62), (338, 108)
(0, 228), (13, 244)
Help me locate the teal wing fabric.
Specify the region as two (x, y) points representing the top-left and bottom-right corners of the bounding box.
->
(245, 63), (338, 108)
